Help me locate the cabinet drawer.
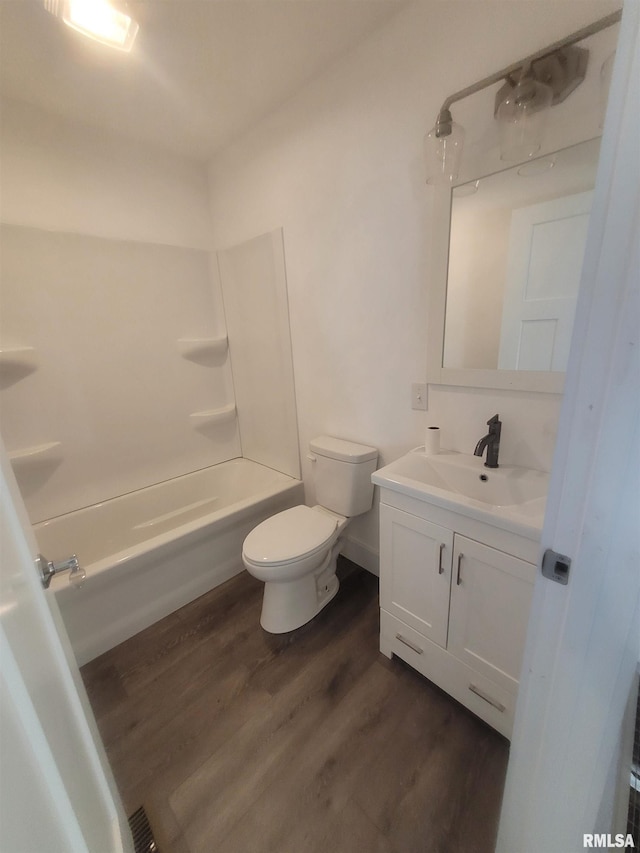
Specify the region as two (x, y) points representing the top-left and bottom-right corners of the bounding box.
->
(380, 609), (517, 739)
(380, 608), (431, 666)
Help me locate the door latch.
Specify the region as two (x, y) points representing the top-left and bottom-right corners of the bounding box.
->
(541, 548), (571, 585)
(35, 554), (85, 589)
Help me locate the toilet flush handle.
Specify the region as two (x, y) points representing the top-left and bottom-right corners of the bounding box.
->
(306, 453), (317, 463)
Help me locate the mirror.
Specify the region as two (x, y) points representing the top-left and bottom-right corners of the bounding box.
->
(444, 138), (600, 373)
(427, 137), (602, 394)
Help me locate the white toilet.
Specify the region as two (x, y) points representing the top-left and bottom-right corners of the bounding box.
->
(242, 436), (378, 633)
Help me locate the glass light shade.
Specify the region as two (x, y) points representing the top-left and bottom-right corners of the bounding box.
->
(424, 120), (465, 185)
(599, 52), (615, 129)
(496, 77), (553, 162)
(55, 0), (139, 51)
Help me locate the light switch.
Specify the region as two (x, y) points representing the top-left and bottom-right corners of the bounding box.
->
(411, 383), (427, 411)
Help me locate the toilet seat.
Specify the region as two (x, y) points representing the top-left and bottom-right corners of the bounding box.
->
(242, 505), (339, 566)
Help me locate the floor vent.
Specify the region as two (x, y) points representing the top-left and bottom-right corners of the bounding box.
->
(628, 682), (640, 841)
(128, 806), (159, 853)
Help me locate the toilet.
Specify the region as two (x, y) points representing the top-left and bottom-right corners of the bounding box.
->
(242, 436), (378, 633)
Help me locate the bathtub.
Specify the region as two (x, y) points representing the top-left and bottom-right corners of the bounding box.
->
(35, 458), (303, 665)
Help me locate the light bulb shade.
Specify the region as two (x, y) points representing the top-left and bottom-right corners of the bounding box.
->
(44, 0), (139, 51)
(599, 52), (615, 129)
(424, 119), (465, 185)
(496, 77), (553, 162)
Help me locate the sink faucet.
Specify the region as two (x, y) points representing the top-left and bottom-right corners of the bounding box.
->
(474, 414), (501, 469)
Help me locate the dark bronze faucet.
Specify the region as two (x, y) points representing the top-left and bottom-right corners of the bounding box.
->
(474, 414), (501, 468)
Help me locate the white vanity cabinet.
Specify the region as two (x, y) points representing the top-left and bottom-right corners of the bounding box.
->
(378, 492), (539, 739)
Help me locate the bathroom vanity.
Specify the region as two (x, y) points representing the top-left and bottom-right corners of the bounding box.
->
(372, 450), (548, 739)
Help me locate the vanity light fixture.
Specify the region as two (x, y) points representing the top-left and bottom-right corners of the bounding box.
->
(495, 67), (554, 162)
(424, 10), (621, 183)
(599, 52), (616, 127)
(424, 108), (465, 185)
(43, 0), (139, 52)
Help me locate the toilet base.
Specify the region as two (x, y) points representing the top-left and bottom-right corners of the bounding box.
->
(259, 548), (341, 634)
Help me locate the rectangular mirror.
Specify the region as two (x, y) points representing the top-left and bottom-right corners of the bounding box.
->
(428, 138), (601, 394)
(446, 138), (599, 372)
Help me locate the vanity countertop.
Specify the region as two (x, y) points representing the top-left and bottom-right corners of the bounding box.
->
(372, 449), (549, 540)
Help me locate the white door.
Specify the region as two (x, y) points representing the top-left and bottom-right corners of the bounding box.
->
(497, 2), (639, 849)
(0, 438), (133, 852)
(498, 190), (592, 372)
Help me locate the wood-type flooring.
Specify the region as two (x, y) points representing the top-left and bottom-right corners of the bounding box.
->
(81, 561), (509, 853)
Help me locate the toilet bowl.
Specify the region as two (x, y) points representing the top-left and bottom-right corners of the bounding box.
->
(242, 436), (378, 633)
(243, 505), (347, 633)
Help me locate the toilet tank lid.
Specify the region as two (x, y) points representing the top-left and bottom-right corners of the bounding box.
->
(309, 436), (377, 463)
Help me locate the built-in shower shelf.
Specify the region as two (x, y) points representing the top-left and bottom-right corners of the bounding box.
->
(8, 441), (62, 469)
(189, 404), (236, 428)
(0, 346), (37, 383)
(177, 336), (228, 363)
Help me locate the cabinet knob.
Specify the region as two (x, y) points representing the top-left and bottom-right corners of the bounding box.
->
(456, 553), (464, 585)
(438, 543), (445, 574)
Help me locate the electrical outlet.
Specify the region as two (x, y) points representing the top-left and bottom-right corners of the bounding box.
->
(411, 383), (427, 411)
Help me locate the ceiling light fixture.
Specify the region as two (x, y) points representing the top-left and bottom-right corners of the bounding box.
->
(44, 0), (139, 52)
(424, 10), (621, 184)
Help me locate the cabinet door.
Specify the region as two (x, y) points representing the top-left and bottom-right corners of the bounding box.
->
(448, 535), (534, 694)
(379, 504), (453, 648)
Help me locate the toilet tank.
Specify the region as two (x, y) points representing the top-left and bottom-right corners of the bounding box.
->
(309, 436), (378, 517)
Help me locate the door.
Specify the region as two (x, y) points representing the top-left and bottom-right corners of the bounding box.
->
(379, 503), (452, 648)
(497, 3), (639, 849)
(0, 438), (133, 852)
(498, 190), (592, 372)
(447, 536), (534, 694)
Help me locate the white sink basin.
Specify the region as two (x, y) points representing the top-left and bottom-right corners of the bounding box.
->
(372, 450), (549, 535)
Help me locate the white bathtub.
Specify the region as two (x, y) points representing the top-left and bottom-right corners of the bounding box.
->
(35, 458), (303, 665)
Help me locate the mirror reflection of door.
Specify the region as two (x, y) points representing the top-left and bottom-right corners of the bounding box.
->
(442, 138), (600, 373)
(498, 190), (593, 371)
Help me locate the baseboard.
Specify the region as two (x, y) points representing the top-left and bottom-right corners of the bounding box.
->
(341, 535), (379, 577)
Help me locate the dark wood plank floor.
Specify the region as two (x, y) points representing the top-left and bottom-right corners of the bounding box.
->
(81, 561), (509, 853)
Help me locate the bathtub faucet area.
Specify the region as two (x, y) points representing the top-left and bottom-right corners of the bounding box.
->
(36, 553), (85, 589)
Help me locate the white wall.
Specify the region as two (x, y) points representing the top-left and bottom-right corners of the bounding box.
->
(0, 99), (240, 522)
(0, 97), (211, 248)
(207, 0), (619, 570)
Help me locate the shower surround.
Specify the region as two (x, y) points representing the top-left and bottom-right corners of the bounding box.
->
(0, 218), (301, 662)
